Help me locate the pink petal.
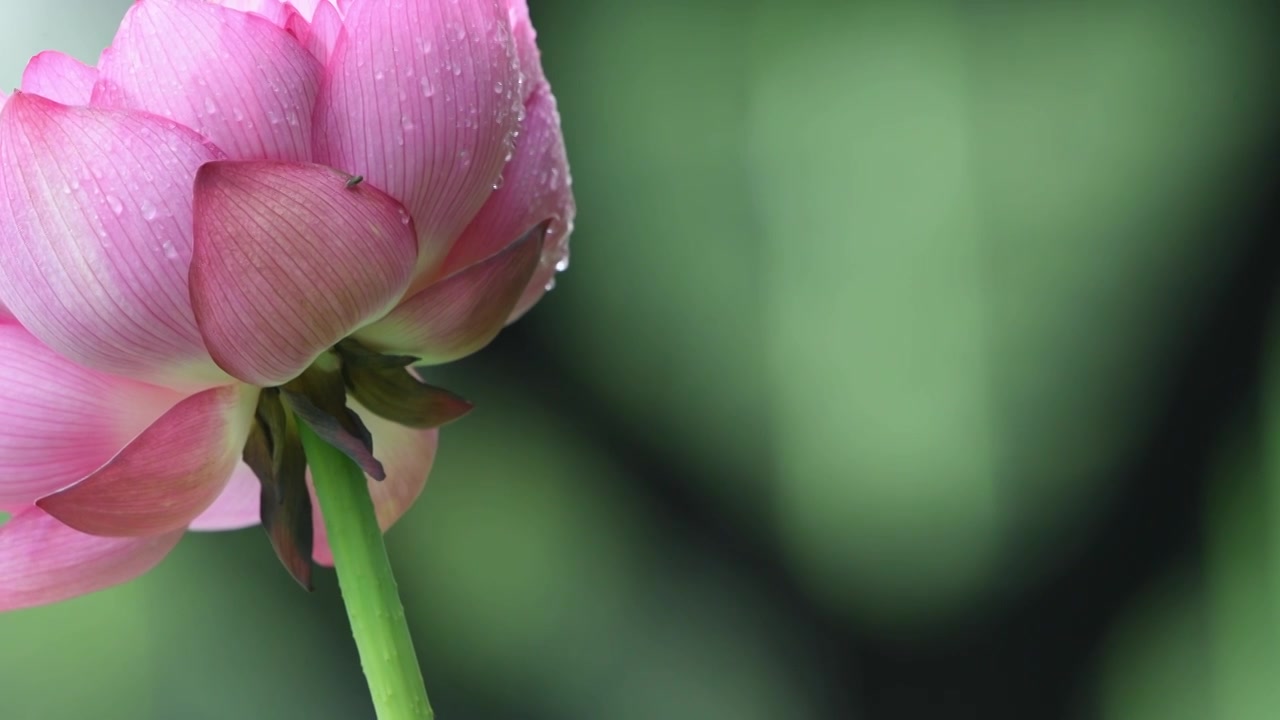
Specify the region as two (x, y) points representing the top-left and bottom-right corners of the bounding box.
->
(504, 0), (543, 102)
(188, 462), (262, 531)
(20, 51), (97, 107)
(37, 384), (259, 537)
(355, 220), (543, 362)
(211, 0), (286, 19)
(440, 83), (574, 278)
(287, 0), (332, 22)
(0, 93), (228, 390)
(214, 0), (336, 22)
(190, 161), (418, 386)
(509, 115), (575, 317)
(93, 0), (323, 163)
(314, 0), (523, 278)
(302, 0), (344, 65)
(0, 323), (182, 510)
(0, 508), (183, 612)
(312, 401), (438, 566)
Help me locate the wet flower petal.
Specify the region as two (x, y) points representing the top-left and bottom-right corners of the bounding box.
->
(20, 51), (97, 106)
(441, 83), (574, 283)
(315, 0), (523, 278)
(0, 93), (228, 390)
(504, 0), (543, 101)
(94, 0), (323, 163)
(302, 0), (345, 65)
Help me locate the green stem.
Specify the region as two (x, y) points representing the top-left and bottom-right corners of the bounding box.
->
(300, 422), (434, 720)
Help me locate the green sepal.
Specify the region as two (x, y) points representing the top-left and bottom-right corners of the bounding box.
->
(345, 363), (473, 429)
(336, 339), (473, 429)
(245, 389), (313, 590)
(282, 361), (386, 481)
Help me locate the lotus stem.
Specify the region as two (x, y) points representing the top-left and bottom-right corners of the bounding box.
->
(301, 422), (433, 720)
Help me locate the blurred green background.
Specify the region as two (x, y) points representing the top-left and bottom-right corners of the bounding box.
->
(3, 1), (1280, 718)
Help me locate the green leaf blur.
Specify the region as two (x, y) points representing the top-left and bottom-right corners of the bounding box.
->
(2, 0), (1277, 718)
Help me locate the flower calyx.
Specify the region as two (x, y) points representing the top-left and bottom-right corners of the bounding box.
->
(245, 342), (473, 588)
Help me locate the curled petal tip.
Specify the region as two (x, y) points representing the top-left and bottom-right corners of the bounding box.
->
(36, 384), (259, 537)
(355, 219), (548, 363)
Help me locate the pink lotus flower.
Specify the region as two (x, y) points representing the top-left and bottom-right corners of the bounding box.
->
(0, 0), (573, 611)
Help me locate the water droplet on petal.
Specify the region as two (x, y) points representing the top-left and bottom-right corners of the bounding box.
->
(107, 195), (124, 216)
(141, 199), (158, 221)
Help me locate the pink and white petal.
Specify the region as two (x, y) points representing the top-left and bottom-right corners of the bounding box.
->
(190, 161), (418, 386)
(211, 0), (285, 19)
(0, 94), (228, 390)
(188, 462), (262, 531)
(508, 234), (571, 322)
(314, 0), (523, 279)
(504, 0), (542, 101)
(0, 323), (182, 509)
(93, 0), (322, 163)
(440, 84), (573, 275)
(287, 0), (328, 21)
(312, 400), (438, 566)
(0, 508), (183, 612)
(355, 220), (542, 363)
(20, 51), (97, 107)
(302, 0), (344, 65)
(37, 384), (259, 537)
(215, 0), (333, 22)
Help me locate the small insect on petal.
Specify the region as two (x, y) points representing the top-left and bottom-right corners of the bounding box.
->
(345, 175), (364, 189)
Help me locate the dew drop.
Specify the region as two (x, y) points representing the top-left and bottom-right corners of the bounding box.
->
(492, 175), (505, 190)
(555, 256), (570, 272)
(141, 199), (158, 221)
(106, 195), (124, 216)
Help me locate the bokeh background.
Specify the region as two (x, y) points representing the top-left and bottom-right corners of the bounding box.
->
(4, 1), (1280, 718)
